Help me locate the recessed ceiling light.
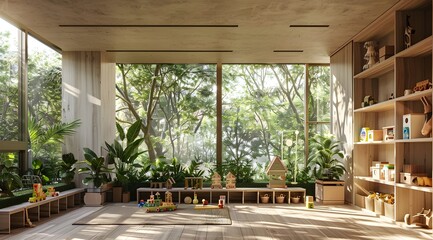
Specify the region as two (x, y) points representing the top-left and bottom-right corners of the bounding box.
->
(59, 24), (238, 28)
(273, 50), (303, 53)
(290, 25), (329, 28)
(107, 50), (234, 53)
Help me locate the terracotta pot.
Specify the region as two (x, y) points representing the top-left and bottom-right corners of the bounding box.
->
(261, 194), (270, 203)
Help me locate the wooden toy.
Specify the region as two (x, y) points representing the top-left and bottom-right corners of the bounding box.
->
(192, 193), (199, 204)
(413, 79), (432, 92)
(266, 156), (288, 188)
(403, 113), (425, 139)
(219, 195), (226, 207)
(421, 96), (432, 136)
(361, 95), (375, 107)
(210, 172), (223, 189)
(225, 172), (236, 189)
(367, 130), (382, 142)
(29, 183), (47, 203)
(46, 187), (59, 197)
(140, 191), (177, 213)
(184, 196), (192, 204)
(405, 208), (432, 229)
(166, 177), (175, 189)
(150, 182), (165, 188)
(382, 126), (394, 141)
(184, 177), (203, 189)
(306, 196), (314, 208)
(218, 198), (224, 208)
(363, 41), (378, 70)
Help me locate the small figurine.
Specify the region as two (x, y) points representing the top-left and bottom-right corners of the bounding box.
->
(405, 208), (432, 229)
(363, 41), (378, 70)
(404, 15), (416, 49)
(202, 199), (208, 205)
(192, 193), (199, 204)
(421, 96), (432, 136)
(138, 199), (145, 207)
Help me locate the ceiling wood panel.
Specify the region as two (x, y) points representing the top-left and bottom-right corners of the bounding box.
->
(0, 0), (399, 63)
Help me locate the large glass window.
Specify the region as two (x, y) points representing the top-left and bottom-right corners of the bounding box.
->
(115, 64), (216, 172)
(222, 65), (306, 183)
(0, 18), (20, 141)
(27, 35), (63, 182)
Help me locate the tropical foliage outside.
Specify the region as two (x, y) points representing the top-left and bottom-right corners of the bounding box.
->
(0, 17), (333, 198)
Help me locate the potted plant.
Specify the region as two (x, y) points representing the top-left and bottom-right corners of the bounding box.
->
(308, 134), (346, 204)
(78, 148), (113, 206)
(105, 120), (145, 203)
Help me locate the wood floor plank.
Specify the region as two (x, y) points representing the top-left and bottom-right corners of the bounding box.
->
(0, 203), (431, 240)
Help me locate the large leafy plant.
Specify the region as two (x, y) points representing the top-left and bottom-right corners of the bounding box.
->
(0, 154), (23, 197)
(59, 153), (77, 184)
(308, 134), (346, 181)
(78, 148), (112, 188)
(105, 120), (146, 191)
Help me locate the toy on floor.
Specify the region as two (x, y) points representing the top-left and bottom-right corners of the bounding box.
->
(404, 208), (432, 229)
(28, 183), (46, 203)
(139, 191), (177, 213)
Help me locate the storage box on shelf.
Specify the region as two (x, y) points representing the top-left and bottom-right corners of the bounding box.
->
(349, 0), (433, 231)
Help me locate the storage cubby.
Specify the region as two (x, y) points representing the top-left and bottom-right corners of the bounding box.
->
(350, 0), (433, 233)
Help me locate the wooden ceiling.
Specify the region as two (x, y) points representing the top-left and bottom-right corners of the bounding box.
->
(0, 0), (398, 63)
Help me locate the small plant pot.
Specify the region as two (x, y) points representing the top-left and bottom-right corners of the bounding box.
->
(291, 197), (300, 204)
(276, 194), (285, 203)
(261, 194), (270, 203)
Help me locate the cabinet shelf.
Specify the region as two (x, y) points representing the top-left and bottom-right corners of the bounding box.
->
(395, 89), (432, 102)
(354, 100), (394, 113)
(396, 183), (433, 193)
(354, 141), (395, 145)
(354, 56), (394, 79)
(395, 138), (433, 143)
(395, 36), (432, 58)
(355, 176), (395, 186)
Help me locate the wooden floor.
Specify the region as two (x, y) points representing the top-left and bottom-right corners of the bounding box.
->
(1, 203), (431, 240)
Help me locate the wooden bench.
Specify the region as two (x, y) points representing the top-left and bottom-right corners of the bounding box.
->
(137, 187), (306, 205)
(0, 188), (84, 234)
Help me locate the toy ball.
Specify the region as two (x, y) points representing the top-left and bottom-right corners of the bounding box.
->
(184, 196), (192, 204)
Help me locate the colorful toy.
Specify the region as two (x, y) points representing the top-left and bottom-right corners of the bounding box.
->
(225, 172), (236, 189)
(405, 208), (432, 229)
(138, 199), (145, 207)
(46, 186), (59, 197)
(140, 191), (177, 213)
(28, 183), (47, 203)
(202, 199), (208, 205)
(210, 172), (222, 189)
(218, 198), (224, 208)
(266, 156), (288, 188)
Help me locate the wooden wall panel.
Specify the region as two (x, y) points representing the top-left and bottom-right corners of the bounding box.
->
(62, 51), (115, 187)
(330, 42), (353, 204)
